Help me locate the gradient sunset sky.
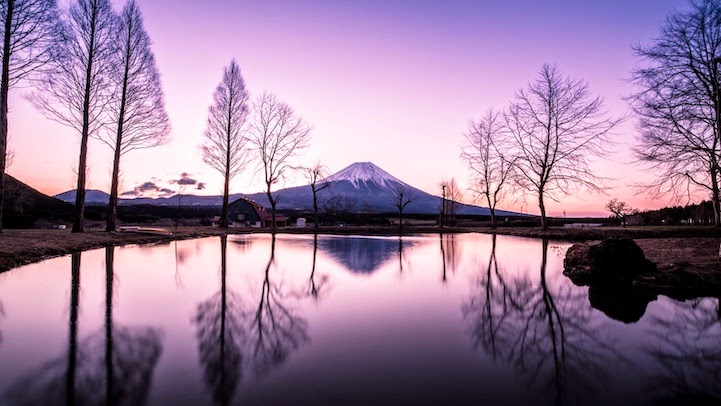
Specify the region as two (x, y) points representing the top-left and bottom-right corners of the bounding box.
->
(8, 0), (685, 216)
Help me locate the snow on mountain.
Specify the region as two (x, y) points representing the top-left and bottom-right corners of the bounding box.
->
(323, 162), (408, 189)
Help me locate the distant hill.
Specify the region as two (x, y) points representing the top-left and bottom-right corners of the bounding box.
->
(54, 162), (526, 216)
(3, 175), (73, 228)
(54, 189), (111, 205)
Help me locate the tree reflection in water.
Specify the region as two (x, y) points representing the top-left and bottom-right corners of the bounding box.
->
(0, 295), (4, 347)
(440, 233), (460, 283)
(463, 238), (624, 404)
(646, 297), (721, 403)
(194, 235), (309, 403)
(250, 235), (309, 378)
(3, 250), (163, 405)
(193, 235), (246, 405)
(307, 234), (330, 302)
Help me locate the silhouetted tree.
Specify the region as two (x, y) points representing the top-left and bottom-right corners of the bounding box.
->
(462, 109), (515, 228)
(392, 185), (414, 231)
(248, 92), (311, 231)
(101, 0), (170, 232)
(506, 64), (621, 230)
(630, 0), (721, 225)
(201, 59), (250, 229)
(321, 194), (356, 217)
(302, 162), (330, 229)
(0, 0), (60, 233)
(605, 198), (635, 227)
(193, 235), (246, 405)
(31, 0), (117, 232)
(439, 179), (461, 227)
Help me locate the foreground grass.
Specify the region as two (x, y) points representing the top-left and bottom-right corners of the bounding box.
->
(2, 225), (721, 273)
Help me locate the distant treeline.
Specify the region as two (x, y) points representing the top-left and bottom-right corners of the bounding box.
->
(630, 201), (716, 226)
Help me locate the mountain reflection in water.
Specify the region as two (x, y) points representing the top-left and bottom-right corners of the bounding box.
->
(0, 233), (718, 405)
(315, 235), (418, 274)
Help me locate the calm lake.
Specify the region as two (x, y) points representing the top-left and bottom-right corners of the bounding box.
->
(0, 233), (717, 405)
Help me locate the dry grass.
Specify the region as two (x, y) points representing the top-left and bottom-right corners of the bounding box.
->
(0, 227), (225, 272)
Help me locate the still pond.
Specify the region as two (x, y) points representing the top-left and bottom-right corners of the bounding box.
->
(0, 233), (718, 405)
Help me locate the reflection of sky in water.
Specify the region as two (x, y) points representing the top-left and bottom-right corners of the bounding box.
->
(0, 234), (717, 405)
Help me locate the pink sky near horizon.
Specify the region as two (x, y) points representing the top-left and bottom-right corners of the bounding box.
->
(7, 0), (687, 216)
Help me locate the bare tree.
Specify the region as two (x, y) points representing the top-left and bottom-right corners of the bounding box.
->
(201, 59), (250, 228)
(392, 185), (414, 231)
(302, 162), (330, 230)
(629, 0), (721, 226)
(321, 194), (356, 217)
(100, 0), (169, 232)
(439, 180), (447, 228)
(605, 198), (635, 227)
(31, 0), (117, 232)
(0, 0), (60, 232)
(505, 64), (621, 230)
(462, 109), (515, 228)
(248, 92), (311, 231)
(439, 178), (461, 227)
(446, 178), (461, 224)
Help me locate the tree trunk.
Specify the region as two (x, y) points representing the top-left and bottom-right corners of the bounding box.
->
(312, 185), (319, 230)
(107, 22), (132, 233)
(0, 0), (13, 233)
(106, 144), (121, 232)
(220, 174), (229, 228)
(219, 163), (230, 228)
(711, 167), (721, 227)
(539, 192), (547, 230)
(74, 9), (98, 233)
(266, 188), (276, 232)
(486, 193), (496, 229)
(73, 134), (89, 233)
(398, 207), (403, 232)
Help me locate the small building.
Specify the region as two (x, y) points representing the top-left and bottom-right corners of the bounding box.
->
(226, 197), (287, 228)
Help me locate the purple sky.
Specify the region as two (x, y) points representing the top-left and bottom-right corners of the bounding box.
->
(9, 0), (685, 215)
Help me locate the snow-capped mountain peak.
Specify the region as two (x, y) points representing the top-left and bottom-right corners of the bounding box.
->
(323, 162), (407, 189)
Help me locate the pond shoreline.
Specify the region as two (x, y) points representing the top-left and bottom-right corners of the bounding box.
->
(1, 225), (720, 273)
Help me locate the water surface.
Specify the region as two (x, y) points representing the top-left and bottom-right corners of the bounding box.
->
(0, 233), (718, 405)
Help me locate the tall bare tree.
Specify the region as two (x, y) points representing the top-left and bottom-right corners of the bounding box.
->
(248, 92), (311, 231)
(99, 0), (169, 232)
(505, 64), (621, 230)
(201, 59), (250, 228)
(31, 0), (116, 232)
(302, 162), (329, 230)
(0, 0), (60, 232)
(629, 0), (721, 226)
(462, 109), (515, 228)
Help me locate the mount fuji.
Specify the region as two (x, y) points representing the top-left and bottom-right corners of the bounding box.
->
(55, 162), (522, 216)
(243, 162), (520, 216)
